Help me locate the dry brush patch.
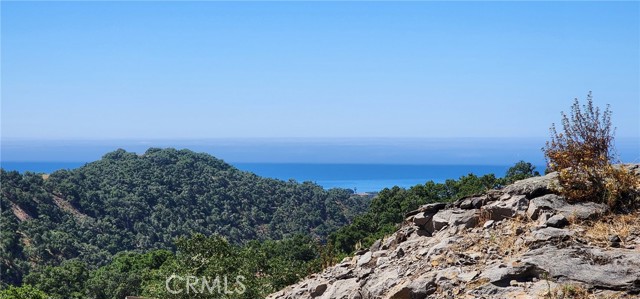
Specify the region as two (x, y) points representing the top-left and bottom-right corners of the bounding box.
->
(543, 282), (629, 299)
(543, 93), (640, 211)
(575, 211), (640, 248)
(474, 215), (532, 261)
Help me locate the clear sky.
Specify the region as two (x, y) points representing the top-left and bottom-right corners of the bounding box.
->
(2, 1), (639, 140)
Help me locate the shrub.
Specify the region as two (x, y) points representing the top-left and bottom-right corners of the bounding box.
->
(543, 92), (639, 210)
(504, 160), (540, 184)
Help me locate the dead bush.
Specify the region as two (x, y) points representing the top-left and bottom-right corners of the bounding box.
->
(544, 92), (639, 210)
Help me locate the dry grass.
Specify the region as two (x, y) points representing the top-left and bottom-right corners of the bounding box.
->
(543, 283), (629, 299)
(578, 211), (640, 247)
(477, 209), (492, 227)
(544, 283), (591, 299)
(465, 277), (490, 290)
(443, 214), (534, 274)
(479, 215), (531, 259)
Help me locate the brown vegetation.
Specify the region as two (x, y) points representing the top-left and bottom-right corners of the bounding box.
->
(544, 92), (639, 210)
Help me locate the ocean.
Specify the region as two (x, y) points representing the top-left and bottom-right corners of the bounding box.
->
(0, 161), (537, 192)
(4, 137), (634, 192)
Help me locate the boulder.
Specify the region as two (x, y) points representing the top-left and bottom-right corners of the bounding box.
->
(481, 262), (545, 286)
(526, 194), (567, 220)
(317, 278), (358, 299)
(529, 227), (573, 243)
(556, 201), (608, 220)
(389, 276), (436, 299)
(369, 239), (382, 252)
(484, 195), (528, 221)
(502, 173), (557, 198)
(357, 251), (372, 267)
(412, 212), (433, 227)
(527, 194), (608, 221)
(405, 203), (447, 218)
(546, 214), (569, 228)
(431, 209), (478, 232)
(310, 283), (327, 297)
(456, 195), (487, 209)
(523, 246), (640, 292)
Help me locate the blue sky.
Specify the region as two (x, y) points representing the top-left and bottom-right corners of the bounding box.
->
(2, 1), (639, 140)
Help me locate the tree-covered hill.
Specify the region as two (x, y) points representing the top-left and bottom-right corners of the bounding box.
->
(0, 148), (369, 285)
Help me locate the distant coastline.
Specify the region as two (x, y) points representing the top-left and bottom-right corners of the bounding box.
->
(2, 137), (637, 192)
(1, 161), (543, 192)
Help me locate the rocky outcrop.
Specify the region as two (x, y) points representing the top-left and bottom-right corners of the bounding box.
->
(268, 166), (640, 299)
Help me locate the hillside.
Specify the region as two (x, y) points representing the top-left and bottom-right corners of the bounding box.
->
(269, 165), (640, 299)
(0, 148), (369, 285)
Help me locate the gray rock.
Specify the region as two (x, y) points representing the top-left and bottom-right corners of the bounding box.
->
(412, 212), (433, 227)
(546, 214), (569, 228)
(481, 262), (544, 286)
(405, 203), (447, 218)
(457, 195), (486, 209)
(318, 278), (358, 299)
(388, 276), (436, 299)
(354, 249), (367, 256)
(376, 256), (389, 267)
(458, 270), (478, 282)
(529, 227), (573, 243)
(369, 239), (382, 252)
(610, 235), (622, 248)
(372, 250), (387, 259)
(537, 212), (552, 226)
(334, 268), (354, 280)
(381, 235), (395, 250)
(484, 195), (529, 221)
(394, 226), (415, 245)
(483, 220), (495, 229)
(527, 194), (608, 221)
(431, 209), (478, 232)
(356, 267), (374, 280)
(310, 283), (327, 297)
(357, 251), (372, 267)
(414, 229), (431, 237)
(556, 201), (608, 220)
(526, 194), (567, 220)
(503, 172), (557, 198)
(523, 245), (640, 292)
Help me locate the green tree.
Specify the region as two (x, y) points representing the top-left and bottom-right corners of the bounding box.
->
(23, 259), (89, 299)
(504, 160), (540, 184)
(85, 250), (172, 299)
(0, 285), (49, 299)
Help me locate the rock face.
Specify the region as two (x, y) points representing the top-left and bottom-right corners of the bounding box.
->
(268, 167), (640, 299)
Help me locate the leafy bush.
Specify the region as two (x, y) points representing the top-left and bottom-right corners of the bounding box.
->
(504, 161), (540, 184)
(0, 285), (49, 299)
(544, 92), (639, 209)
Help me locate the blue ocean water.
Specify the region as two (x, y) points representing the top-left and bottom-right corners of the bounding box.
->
(1, 161), (540, 192)
(234, 163), (523, 192)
